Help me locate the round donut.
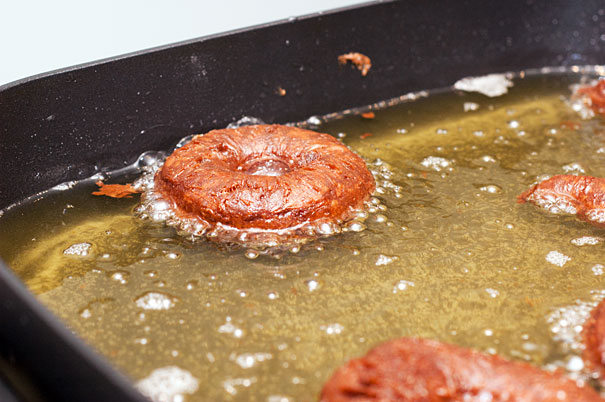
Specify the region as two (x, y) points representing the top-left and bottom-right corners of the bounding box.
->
(320, 338), (601, 402)
(154, 124), (375, 231)
(583, 299), (605, 377)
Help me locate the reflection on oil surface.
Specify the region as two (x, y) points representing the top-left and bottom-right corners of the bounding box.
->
(2, 71), (605, 401)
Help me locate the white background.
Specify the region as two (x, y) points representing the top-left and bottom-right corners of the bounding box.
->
(1, 0), (364, 86)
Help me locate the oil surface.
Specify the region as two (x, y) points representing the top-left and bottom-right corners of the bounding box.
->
(2, 72), (605, 401)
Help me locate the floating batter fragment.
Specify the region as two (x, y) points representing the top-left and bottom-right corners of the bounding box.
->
(92, 181), (139, 198)
(320, 338), (602, 401)
(338, 52), (372, 76)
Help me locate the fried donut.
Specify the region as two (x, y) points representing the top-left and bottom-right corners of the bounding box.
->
(583, 299), (605, 378)
(154, 125), (375, 236)
(578, 80), (605, 116)
(518, 175), (605, 227)
(320, 338), (601, 402)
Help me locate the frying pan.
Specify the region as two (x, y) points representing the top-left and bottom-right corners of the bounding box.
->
(0, 1), (603, 400)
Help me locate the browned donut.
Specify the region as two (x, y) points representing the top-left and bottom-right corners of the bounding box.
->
(578, 79), (605, 116)
(518, 175), (605, 227)
(155, 124), (375, 231)
(583, 299), (605, 377)
(320, 338), (601, 402)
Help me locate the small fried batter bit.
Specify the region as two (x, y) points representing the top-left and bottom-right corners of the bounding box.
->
(338, 52), (372, 76)
(92, 181), (139, 199)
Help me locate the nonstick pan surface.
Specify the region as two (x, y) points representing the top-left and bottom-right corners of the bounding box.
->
(1, 1), (604, 401)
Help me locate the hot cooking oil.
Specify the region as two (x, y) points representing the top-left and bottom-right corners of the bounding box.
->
(1, 70), (605, 401)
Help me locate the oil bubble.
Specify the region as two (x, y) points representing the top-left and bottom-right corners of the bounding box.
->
(137, 151), (166, 168)
(267, 396), (292, 402)
(355, 210), (369, 220)
(566, 356), (584, 372)
(218, 317), (244, 338)
(163, 251), (181, 260)
(135, 291), (177, 310)
(507, 120), (520, 129)
(234, 352), (273, 369)
(109, 270), (130, 285)
(222, 377), (257, 396)
(136, 366), (199, 402)
(592, 264), (605, 275)
(305, 279), (321, 292)
(464, 102), (480, 112)
(345, 221), (366, 232)
(305, 115), (322, 127)
(485, 288), (500, 298)
(547, 300), (596, 351)
(375, 214), (388, 223)
(316, 222), (340, 236)
(63, 242), (92, 257)
(227, 116), (266, 129)
(479, 184), (502, 194)
(320, 323), (344, 335)
(562, 163), (586, 175)
(571, 236), (602, 246)
(420, 156), (452, 171)
(245, 249), (260, 259)
(545, 250), (571, 267)
(393, 280), (414, 293)
(375, 254), (398, 266)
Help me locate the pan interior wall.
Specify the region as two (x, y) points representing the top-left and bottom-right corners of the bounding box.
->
(1, 1), (603, 209)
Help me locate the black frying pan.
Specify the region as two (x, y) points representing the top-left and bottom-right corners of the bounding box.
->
(0, 1), (603, 400)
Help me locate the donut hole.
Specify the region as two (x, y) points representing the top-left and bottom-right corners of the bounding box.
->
(238, 157), (292, 177)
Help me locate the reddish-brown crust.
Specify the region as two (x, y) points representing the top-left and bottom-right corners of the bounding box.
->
(361, 112), (375, 119)
(583, 299), (605, 378)
(320, 338), (601, 402)
(578, 80), (605, 116)
(155, 125), (375, 230)
(518, 175), (605, 227)
(92, 181), (139, 198)
(338, 52), (372, 76)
